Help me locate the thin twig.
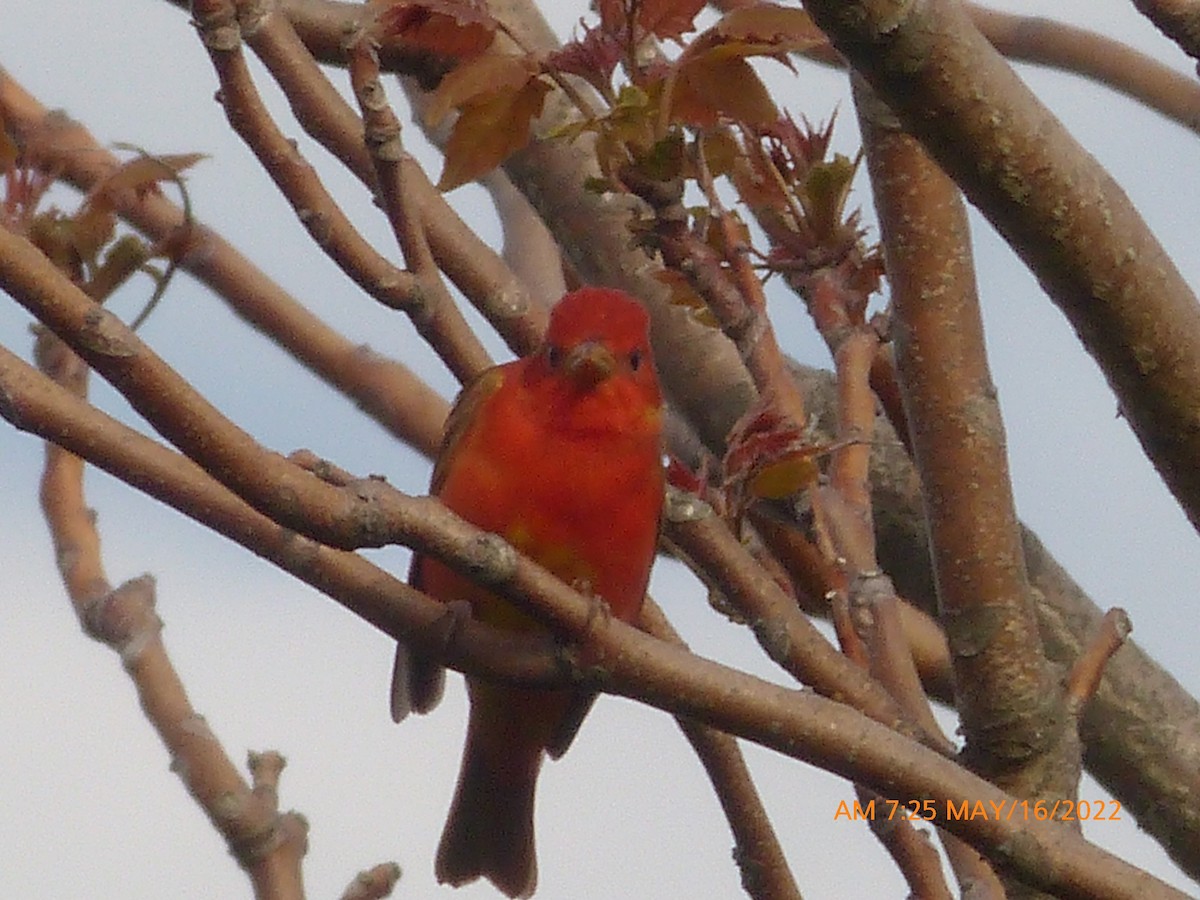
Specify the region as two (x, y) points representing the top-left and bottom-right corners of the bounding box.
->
(338, 862), (402, 900)
(0, 68), (449, 455)
(233, 4), (544, 353)
(1065, 608), (1133, 716)
(641, 600), (803, 900)
(192, 0), (494, 383)
(33, 330), (310, 898)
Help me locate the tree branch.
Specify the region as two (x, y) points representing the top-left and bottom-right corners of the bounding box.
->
(228, 0), (549, 355)
(804, 0), (1200, 537)
(858, 82), (1078, 808)
(32, 331), (311, 899)
(0, 224), (407, 548)
(191, 0), (493, 383)
(0, 69), (449, 456)
(1127, 0), (1200, 65)
(641, 601), (802, 900)
(0, 342), (1188, 899)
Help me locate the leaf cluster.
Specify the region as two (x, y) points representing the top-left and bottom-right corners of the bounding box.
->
(1, 130), (200, 320)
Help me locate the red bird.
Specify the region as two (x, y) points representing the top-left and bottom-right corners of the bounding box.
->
(392, 287), (664, 897)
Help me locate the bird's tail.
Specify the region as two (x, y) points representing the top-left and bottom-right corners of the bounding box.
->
(435, 682), (562, 899)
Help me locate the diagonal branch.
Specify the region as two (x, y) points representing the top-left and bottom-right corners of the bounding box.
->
(33, 330), (311, 900)
(641, 601), (803, 900)
(0, 224), (395, 549)
(0, 341), (1188, 900)
(0, 69), (449, 456)
(857, 79), (1080, 897)
(1127, 0), (1200, 65)
(230, 1), (549, 355)
(190, 0), (493, 383)
(804, 0), (1200, 536)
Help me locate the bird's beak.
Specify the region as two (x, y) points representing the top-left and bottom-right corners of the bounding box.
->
(564, 340), (616, 389)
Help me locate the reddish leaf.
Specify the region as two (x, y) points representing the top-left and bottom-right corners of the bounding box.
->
(68, 152), (202, 262)
(666, 456), (708, 495)
(722, 397), (822, 513)
(438, 76), (552, 190)
(544, 23), (623, 95)
(760, 113), (836, 173)
(425, 54), (537, 127)
(594, 0), (705, 41)
(669, 53), (778, 128)
(88, 152), (206, 204)
(595, 0), (626, 34)
(369, 0), (496, 60)
(710, 3), (825, 51)
(732, 114), (837, 227)
(638, 0), (706, 41)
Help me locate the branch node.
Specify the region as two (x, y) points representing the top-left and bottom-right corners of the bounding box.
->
(191, 0), (242, 52)
(1065, 607), (1132, 714)
(664, 484), (714, 523)
(79, 574), (161, 662)
(462, 531), (519, 586)
(340, 862), (403, 900)
(248, 748), (287, 792)
(80, 308), (137, 358)
(235, 0), (271, 37)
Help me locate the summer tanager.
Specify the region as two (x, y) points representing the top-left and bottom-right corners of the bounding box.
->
(391, 287), (664, 898)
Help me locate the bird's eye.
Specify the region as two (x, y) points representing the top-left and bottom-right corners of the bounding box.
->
(628, 348), (642, 371)
(546, 345), (563, 368)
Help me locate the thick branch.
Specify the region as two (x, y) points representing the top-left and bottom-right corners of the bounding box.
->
(0, 225), (404, 549)
(0, 341), (564, 686)
(0, 346), (1187, 900)
(803, 0), (1200, 536)
(0, 70), (449, 456)
(797, 361), (1200, 881)
(858, 85), (1076, 804)
(1128, 0), (1200, 64)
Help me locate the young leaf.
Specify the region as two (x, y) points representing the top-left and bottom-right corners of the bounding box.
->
(425, 54), (536, 127)
(710, 3), (825, 51)
(661, 3), (821, 130)
(544, 24), (623, 98)
(723, 396), (823, 517)
(368, 0), (497, 60)
(637, 0), (707, 42)
(438, 76), (552, 190)
(88, 152), (207, 203)
(670, 53), (778, 128)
